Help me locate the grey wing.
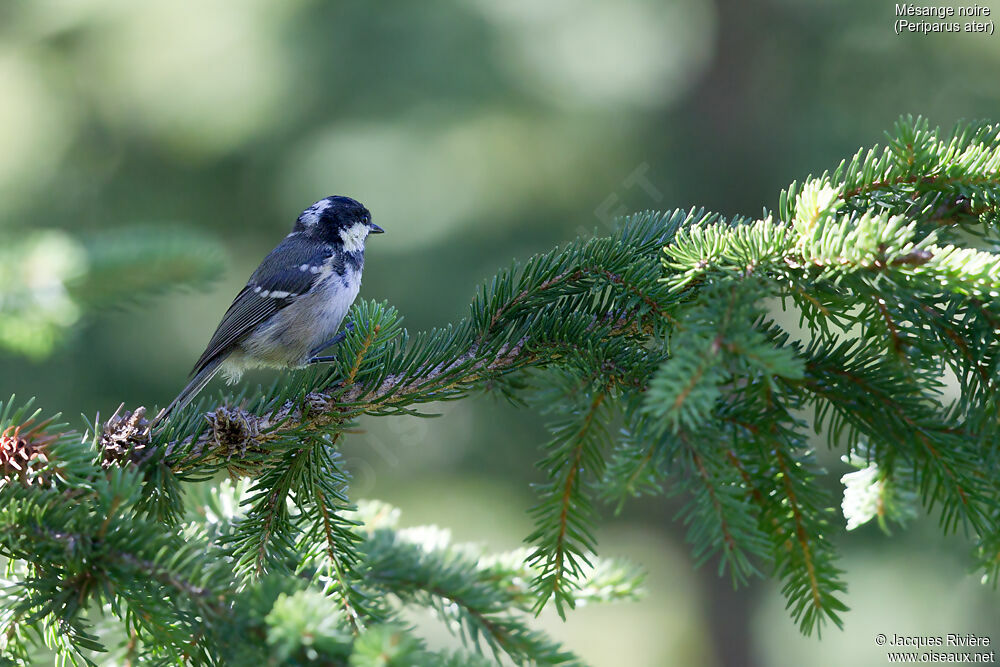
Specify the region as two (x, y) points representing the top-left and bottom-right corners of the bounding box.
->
(190, 236), (334, 376)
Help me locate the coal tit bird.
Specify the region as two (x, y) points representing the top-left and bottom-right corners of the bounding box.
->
(155, 195), (383, 424)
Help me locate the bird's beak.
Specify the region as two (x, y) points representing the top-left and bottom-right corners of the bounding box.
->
(369, 222), (385, 234)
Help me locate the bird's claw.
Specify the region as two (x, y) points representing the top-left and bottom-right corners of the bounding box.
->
(307, 322), (355, 363)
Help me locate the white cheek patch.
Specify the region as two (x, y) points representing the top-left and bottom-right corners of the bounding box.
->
(339, 223), (369, 252)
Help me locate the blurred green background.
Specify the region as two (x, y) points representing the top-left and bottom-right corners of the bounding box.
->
(2, 1), (1000, 664)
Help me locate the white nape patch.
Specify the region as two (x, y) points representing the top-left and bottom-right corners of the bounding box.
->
(339, 222), (369, 252)
(297, 198), (333, 227)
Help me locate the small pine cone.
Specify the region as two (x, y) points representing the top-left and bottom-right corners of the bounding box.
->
(100, 406), (152, 468)
(0, 419), (57, 487)
(205, 406), (259, 460)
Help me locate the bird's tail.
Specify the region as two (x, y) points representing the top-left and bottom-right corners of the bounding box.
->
(151, 356), (226, 428)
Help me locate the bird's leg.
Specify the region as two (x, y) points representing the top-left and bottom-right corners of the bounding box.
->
(307, 322), (354, 363)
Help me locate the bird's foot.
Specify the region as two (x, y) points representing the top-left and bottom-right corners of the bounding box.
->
(307, 322), (354, 364)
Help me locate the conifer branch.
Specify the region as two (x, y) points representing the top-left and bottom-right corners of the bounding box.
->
(535, 387), (608, 612)
(773, 448), (824, 622)
(314, 485), (365, 635)
(3, 116), (1000, 662)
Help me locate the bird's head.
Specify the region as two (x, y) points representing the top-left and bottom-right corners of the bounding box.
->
(294, 196), (384, 250)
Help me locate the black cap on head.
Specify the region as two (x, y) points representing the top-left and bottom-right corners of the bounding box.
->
(294, 196), (372, 235)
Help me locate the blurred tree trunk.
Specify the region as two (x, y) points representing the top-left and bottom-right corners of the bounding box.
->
(684, 1), (771, 665)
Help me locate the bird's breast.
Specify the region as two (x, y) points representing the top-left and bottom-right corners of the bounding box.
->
(241, 267), (362, 367)
(301, 268), (362, 343)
